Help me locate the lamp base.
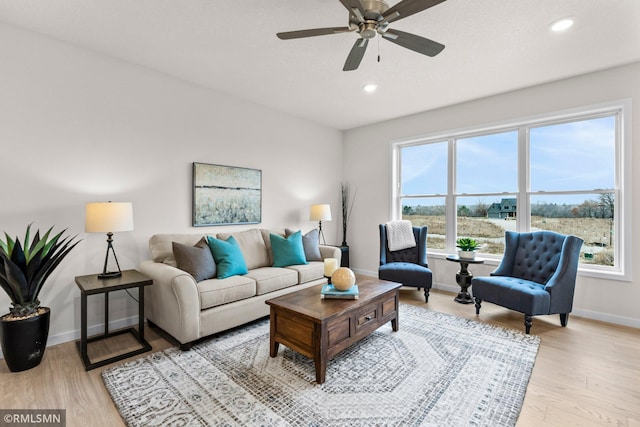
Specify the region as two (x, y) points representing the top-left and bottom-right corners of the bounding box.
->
(98, 271), (122, 279)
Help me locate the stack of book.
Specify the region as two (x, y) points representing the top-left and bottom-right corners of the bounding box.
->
(321, 284), (359, 300)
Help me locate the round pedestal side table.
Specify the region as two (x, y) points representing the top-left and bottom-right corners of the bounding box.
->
(445, 255), (485, 304)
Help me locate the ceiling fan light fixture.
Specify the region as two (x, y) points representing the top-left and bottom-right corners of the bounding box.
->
(363, 84), (378, 93)
(551, 18), (574, 32)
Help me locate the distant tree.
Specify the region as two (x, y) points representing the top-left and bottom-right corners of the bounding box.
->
(598, 193), (614, 246)
(402, 205), (414, 215)
(598, 193), (614, 219)
(475, 198), (489, 217)
(458, 205), (471, 217)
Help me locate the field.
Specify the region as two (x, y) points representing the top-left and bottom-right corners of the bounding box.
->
(404, 215), (614, 266)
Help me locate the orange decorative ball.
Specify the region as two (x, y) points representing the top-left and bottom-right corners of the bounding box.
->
(331, 267), (356, 291)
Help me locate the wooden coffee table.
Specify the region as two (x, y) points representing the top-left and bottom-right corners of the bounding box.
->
(265, 277), (401, 384)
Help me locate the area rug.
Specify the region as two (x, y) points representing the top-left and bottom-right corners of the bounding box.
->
(102, 304), (540, 426)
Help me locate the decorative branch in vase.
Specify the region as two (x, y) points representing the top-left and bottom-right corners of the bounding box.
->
(341, 182), (357, 247)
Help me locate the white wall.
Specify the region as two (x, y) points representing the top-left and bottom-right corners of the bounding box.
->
(0, 23), (343, 351)
(344, 61), (640, 328)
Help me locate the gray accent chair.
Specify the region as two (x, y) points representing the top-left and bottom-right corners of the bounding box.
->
(472, 230), (583, 334)
(379, 224), (433, 302)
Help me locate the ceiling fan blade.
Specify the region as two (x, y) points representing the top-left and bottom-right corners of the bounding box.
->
(382, 0), (446, 24)
(343, 38), (369, 71)
(339, 0), (366, 22)
(277, 27), (352, 40)
(382, 28), (445, 57)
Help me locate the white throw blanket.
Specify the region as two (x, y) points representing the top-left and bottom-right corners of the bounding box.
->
(386, 220), (416, 251)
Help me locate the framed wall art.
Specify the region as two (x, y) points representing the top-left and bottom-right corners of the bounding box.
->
(192, 162), (262, 226)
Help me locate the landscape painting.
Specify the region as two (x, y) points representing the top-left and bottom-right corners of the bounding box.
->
(193, 162), (262, 226)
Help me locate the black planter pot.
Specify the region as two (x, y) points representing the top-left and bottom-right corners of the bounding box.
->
(0, 307), (50, 372)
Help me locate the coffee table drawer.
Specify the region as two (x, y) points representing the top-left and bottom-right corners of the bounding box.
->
(356, 306), (378, 332)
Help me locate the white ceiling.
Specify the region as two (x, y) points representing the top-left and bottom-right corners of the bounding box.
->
(1, 0), (639, 130)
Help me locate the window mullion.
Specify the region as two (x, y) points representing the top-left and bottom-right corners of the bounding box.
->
(518, 127), (530, 232)
(447, 137), (456, 252)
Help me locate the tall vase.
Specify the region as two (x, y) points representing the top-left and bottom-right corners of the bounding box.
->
(0, 307), (50, 372)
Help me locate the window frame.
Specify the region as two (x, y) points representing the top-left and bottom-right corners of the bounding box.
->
(391, 100), (632, 282)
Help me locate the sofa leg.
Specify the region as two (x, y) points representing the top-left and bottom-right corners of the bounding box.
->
(180, 343), (193, 351)
(474, 298), (482, 315)
(524, 315), (532, 334)
(560, 313), (569, 327)
(423, 289), (430, 303)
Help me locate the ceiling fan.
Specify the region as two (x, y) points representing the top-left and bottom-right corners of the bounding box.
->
(276, 0), (446, 71)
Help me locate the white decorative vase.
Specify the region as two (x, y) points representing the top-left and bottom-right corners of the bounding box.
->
(458, 250), (476, 260)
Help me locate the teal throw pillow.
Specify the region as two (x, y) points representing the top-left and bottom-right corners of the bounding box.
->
(285, 228), (322, 261)
(206, 235), (248, 279)
(270, 231), (308, 267)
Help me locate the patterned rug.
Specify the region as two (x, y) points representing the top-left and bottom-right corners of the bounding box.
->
(102, 304), (540, 426)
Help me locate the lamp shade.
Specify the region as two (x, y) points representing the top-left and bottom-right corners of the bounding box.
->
(310, 204), (332, 222)
(85, 202), (134, 233)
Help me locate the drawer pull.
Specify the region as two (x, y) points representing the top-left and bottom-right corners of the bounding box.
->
(365, 316), (373, 321)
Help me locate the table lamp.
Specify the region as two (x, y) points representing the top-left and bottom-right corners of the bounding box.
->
(85, 202), (134, 279)
(310, 204), (331, 245)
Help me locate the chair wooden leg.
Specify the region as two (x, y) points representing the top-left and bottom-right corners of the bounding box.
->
(474, 298), (482, 315)
(560, 313), (569, 327)
(423, 289), (430, 303)
(524, 315), (532, 334)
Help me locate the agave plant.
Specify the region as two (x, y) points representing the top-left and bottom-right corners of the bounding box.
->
(0, 224), (80, 318)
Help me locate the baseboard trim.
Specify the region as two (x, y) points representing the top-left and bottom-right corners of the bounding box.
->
(0, 315), (140, 360)
(352, 268), (639, 329)
(3, 276), (637, 360)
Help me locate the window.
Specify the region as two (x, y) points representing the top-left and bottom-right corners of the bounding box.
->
(392, 101), (630, 279)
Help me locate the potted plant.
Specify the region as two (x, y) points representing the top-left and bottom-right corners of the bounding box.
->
(456, 237), (479, 260)
(0, 224), (79, 372)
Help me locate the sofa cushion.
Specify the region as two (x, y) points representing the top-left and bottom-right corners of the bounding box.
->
(172, 238), (216, 282)
(217, 228), (270, 270)
(197, 276), (256, 310)
(286, 228), (322, 261)
(285, 261), (324, 284)
(206, 236), (249, 279)
(271, 231), (308, 267)
(245, 267), (298, 295)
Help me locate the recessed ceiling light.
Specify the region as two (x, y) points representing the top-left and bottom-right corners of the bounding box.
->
(363, 84), (377, 93)
(551, 18), (574, 32)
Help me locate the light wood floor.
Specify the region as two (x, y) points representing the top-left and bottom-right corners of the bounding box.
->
(1, 287), (638, 427)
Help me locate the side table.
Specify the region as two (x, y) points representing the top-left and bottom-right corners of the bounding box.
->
(74, 269), (153, 370)
(445, 255), (485, 304)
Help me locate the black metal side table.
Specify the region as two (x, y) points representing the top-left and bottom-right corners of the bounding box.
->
(74, 269), (153, 370)
(446, 255), (485, 304)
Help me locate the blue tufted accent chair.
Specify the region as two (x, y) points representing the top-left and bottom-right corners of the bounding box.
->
(472, 230), (583, 334)
(379, 224), (433, 302)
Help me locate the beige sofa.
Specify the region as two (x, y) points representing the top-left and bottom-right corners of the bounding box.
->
(139, 228), (341, 349)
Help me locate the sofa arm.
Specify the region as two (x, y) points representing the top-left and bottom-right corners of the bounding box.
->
(319, 245), (342, 265)
(139, 260), (201, 344)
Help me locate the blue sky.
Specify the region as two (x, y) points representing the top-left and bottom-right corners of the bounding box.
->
(401, 115), (615, 207)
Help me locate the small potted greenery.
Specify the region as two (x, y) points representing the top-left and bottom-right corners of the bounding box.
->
(456, 237), (479, 260)
(0, 224), (79, 372)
